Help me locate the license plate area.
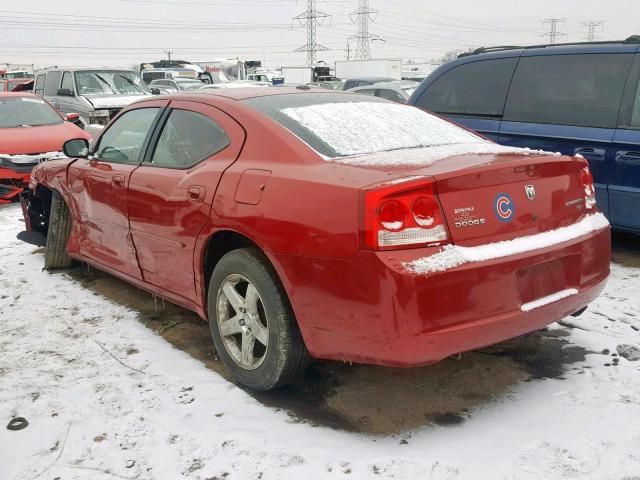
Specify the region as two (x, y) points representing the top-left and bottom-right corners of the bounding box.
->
(516, 256), (580, 305)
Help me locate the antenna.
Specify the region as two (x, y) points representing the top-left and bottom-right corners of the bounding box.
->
(350, 0), (380, 60)
(580, 21), (605, 41)
(541, 18), (567, 44)
(292, 0), (331, 67)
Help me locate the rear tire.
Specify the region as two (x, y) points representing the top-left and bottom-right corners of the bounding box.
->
(207, 248), (310, 391)
(44, 191), (73, 269)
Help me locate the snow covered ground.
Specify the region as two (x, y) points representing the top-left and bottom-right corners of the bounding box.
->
(1, 202), (640, 480)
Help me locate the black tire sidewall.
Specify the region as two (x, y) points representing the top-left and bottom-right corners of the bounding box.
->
(207, 248), (293, 391)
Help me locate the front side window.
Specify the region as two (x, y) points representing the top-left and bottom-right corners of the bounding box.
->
(504, 53), (633, 128)
(60, 72), (74, 92)
(356, 88), (375, 96)
(0, 96), (63, 128)
(43, 71), (62, 96)
(244, 93), (483, 158)
(95, 108), (160, 164)
(150, 109), (229, 168)
(415, 57), (518, 117)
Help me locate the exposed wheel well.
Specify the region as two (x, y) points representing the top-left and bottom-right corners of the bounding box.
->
(202, 231), (262, 304)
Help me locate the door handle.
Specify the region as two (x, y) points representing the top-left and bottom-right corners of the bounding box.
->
(187, 186), (205, 202)
(615, 151), (640, 166)
(112, 174), (125, 187)
(574, 147), (606, 161)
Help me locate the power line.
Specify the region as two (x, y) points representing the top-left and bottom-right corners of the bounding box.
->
(349, 0), (379, 60)
(580, 20), (605, 41)
(292, 0), (331, 66)
(541, 18), (567, 44)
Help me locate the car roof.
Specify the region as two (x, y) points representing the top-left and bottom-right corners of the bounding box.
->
(137, 86), (340, 103)
(35, 67), (138, 73)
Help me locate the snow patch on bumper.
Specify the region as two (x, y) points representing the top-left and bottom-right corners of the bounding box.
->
(404, 212), (610, 274)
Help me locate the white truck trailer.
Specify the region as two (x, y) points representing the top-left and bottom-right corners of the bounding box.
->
(334, 59), (402, 80)
(280, 66), (314, 84)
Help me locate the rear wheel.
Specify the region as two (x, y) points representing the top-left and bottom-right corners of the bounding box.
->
(44, 191), (73, 269)
(207, 248), (309, 391)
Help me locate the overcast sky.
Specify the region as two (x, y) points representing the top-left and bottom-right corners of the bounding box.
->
(1, 0), (637, 70)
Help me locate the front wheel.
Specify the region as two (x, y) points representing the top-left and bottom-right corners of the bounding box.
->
(44, 190), (73, 269)
(207, 248), (309, 391)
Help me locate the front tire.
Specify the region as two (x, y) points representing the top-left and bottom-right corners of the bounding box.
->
(44, 191), (73, 269)
(207, 248), (309, 391)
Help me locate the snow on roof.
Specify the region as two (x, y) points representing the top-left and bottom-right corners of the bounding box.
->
(404, 212), (610, 275)
(281, 101), (483, 158)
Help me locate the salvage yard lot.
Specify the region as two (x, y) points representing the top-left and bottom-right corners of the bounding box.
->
(1, 202), (640, 480)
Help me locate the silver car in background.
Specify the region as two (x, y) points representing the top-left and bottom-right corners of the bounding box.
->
(348, 80), (419, 104)
(33, 67), (151, 126)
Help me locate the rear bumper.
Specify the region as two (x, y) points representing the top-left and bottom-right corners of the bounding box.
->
(274, 224), (610, 366)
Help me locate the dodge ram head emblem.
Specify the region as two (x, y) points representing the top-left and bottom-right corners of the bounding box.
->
(525, 185), (536, 200)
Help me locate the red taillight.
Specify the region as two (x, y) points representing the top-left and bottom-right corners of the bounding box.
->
(360, 176), (450, 250)
(581, 165), (596, 210)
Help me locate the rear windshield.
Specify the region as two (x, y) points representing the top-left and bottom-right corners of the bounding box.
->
(0, 96), (62, 128)
(243, 93), (482, 158)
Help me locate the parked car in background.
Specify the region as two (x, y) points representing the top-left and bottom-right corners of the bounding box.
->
(22, 89), (609, 390)
(342, 76), (398, 91)
(199, 81), (270, 90)
(149, 78), (203, 92)
(307, 80), (344, 90)
(1, 78), (33, 92)
(141, 67), (199, 85)
(410, 37), (640, 234)
(0, 92), (90, 203)
(349, 80), (419, 103)
(33, 68), (151, 127)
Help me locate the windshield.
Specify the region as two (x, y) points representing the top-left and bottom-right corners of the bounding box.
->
(243, 93), (482, 158)
(75, 70), (150, 96)
(0, 96), (62, 128)
(176, 80), (203, 91)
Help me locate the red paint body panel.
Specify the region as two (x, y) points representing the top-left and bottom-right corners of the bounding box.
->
(26, 90), (611, 367)
(0, 92), (90, 202)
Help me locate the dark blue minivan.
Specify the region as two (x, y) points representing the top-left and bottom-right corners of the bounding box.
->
(409, 38), (640, 233)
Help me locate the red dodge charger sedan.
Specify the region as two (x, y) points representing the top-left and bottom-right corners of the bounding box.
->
(21, 88), (610, 390)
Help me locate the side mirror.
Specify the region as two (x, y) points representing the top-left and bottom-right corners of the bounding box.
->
(63, 138), (90, 158)
(65, 112), (80, 122)
(57, 88), (74, 97)
(150, 87), (161, 95)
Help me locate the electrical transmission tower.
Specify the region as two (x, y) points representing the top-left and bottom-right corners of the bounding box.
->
(580, 21), (605, 41)
(350, 0), (380, 60)
(293, 0), (331, 67)
(541, 18), (567, 44)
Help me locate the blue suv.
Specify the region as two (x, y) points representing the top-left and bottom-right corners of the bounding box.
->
(409, 37), (640, 233)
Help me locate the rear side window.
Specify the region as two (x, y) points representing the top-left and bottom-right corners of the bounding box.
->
(415, 58), (518, 117)
(504, 53), (633, 128)
(150, 109), (229, 169)
(631, 82), (640, 129)
(43, 71), (62, 96)
(376, 89), (404, 103)
(34, 74), (46, 96)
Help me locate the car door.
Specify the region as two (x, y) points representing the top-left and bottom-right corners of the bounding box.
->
(42, 70), (62, 109)
(56, 71), (76, 115)
(67, 101), (168, 278)
(610, 53), (640, 231)
(412, 56), (519, 142)
(499, 51), (635, 219)
(127, 100), (245, 301)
